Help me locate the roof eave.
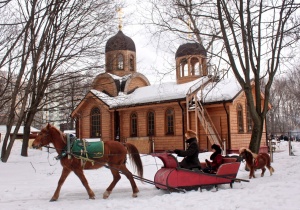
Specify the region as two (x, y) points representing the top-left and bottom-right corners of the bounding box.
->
(112, 97), (186, 110)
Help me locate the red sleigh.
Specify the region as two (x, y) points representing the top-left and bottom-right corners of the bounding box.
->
(152, 153), (245, 192)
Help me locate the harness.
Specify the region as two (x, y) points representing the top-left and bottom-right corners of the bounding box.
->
(55, 134), (104, 165)
(253, 158), (258, 167)
(253, 154), (261, 167)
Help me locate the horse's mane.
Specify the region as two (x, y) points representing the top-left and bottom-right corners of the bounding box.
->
(47, 124), (66, 144)
(239, 147), (258, 159)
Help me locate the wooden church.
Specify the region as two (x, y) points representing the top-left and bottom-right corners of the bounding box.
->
(71, 29), (268, 154)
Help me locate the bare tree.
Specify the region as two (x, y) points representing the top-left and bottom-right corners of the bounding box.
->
(143, 0), (299, 152)
(136, 0), (230, 83)
(216, 0), (300, 152)
(1, 0), (118, 162)
(267, 68), (300, 138)
(267, 78), (289, 135)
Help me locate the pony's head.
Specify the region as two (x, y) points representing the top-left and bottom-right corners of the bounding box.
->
(239, 147), (254, 160)
(32, 123), (64, 149)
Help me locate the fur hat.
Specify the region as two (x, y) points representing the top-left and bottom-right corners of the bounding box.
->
(211, 144), (221, 151)
(185, 130), (197, 138)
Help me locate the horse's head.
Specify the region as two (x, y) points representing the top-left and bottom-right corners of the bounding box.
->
(239, 147), (254, 161)
(32, 124), (55, 149)
(239, 148), (246, 159)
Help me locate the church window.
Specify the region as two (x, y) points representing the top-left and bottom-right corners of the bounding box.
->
(117, 54), (124, 70)
(166, 109), (174, 135)
(237, 104), (244, 133)
(180, 59), (188, 77)
(147, 111), (155, 136)
(129, 55), (134, 71)
(191, 57), (201, 76)
(90, 107), (101, 138)
(130, 112), (138, 137)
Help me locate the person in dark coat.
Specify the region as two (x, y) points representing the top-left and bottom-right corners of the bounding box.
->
(203, 144), (223, 173)
(174, 130), (200, 170)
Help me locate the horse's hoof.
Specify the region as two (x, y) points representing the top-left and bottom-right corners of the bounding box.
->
(89, 196), (95, 200)
(103, 190), (111, 199)
(49, 198), (57, 202)
(132, 193), (138, 198)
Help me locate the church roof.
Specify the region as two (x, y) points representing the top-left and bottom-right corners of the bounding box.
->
(201, 76), (242, 103)
(105, 30), (136, 53)
(90, 76), (242, 108)
(175, 42), (207, 58)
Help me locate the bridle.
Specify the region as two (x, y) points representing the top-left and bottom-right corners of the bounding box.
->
(35, 130), (52, 148)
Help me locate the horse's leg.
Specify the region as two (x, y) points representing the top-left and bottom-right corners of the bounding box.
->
(119, 164), (139, 197)
(261, 167), (266, 177)
(247, 163), (252, 179)
(265, 155), (274, 176)
(103, 166), (121, 199)
(249, 166), (255, 179)
(73, 168), (95, 199)
(51, 167), (71, 201)
(267, 166), (274, 176)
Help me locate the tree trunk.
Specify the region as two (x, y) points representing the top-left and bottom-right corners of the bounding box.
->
(1, 123), (23, 162)
(249, 118), (264, 153)
(21, 125), (31, 157)
(21, 109), (37, 156)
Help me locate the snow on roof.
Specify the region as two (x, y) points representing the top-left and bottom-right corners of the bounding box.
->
(107, 72), (131, 81)
(91, 76), (209, 108)
(0, 125), (40, 134)
(202, 77), (242, 103)
(91, 76), (242, 108)
(63, 130), (76, 134)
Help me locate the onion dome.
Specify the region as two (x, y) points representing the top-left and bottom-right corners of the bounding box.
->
(175, 42), (207, 58)
(105, 30), (136, 53)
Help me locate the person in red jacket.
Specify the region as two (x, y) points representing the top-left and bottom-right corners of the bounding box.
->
(203, 144), (223, 173)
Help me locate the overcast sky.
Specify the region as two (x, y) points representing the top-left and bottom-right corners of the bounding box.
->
(117, 0), (178, 84)
(114, 0), (300, 84)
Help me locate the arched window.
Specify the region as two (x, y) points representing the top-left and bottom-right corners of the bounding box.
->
(117, 54), (124, 70)
(180, 59), (188, 77)
(90, 107), (101, 138)
(237, 104), (244, 133)
(166, 109), (174, 135)
(191, 57), (202, 76)
(246, 104), (253, 132)
(190, 57), (197, 76)
(195, 62), (202, 76)
(147, 111), (155, 136)
(130, 112), (138, 137)
(129, 55), (134, 71)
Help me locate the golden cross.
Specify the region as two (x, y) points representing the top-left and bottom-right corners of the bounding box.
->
(117, 8), (123, 30)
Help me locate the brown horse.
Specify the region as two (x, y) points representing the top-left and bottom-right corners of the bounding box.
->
(239, 148), (274, 179)
(32, 124), (143, 201)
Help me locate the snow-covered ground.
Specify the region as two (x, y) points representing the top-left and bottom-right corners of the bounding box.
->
(1, 140), (300, 210)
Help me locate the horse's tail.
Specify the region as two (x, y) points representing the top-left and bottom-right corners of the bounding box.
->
(264, 153), (275, 174)
(124, 143), (143, 178)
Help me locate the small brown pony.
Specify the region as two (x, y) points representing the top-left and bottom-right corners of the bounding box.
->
(239, 148), (274, 179)
(32, 124), (143, 201)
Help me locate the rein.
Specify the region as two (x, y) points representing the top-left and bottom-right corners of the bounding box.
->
(69, 153), (185, 193)
(40, 140), (184, 192)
